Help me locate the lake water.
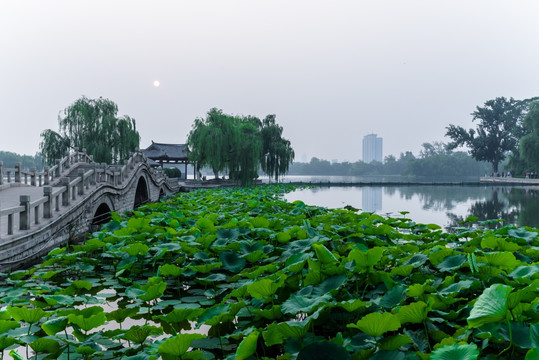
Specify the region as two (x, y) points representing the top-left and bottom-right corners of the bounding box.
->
(284, 183), (539, 230)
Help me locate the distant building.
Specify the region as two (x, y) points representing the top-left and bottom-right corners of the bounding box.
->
(362, 134), (383, 163)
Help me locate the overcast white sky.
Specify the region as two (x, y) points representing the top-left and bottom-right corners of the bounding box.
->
(2, 1), (539, 162)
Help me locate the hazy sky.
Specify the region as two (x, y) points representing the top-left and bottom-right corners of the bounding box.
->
(2, 1), (539, 162)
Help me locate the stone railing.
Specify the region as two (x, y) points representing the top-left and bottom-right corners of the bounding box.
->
(0, 150), (94, 188)
(0, 149), (167, 240)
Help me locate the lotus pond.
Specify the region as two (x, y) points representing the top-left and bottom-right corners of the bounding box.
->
(0, 185), (538, 359)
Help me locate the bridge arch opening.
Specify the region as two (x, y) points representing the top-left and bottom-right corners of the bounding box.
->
(159, 188), (165, 201)
(92, 203), (112, 226)
(134, 176), (149, 208)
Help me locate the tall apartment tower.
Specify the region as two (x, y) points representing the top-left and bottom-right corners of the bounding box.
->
(362, 134), (383, 163)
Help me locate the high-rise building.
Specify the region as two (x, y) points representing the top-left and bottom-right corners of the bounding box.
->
(362, 134), (383, 163)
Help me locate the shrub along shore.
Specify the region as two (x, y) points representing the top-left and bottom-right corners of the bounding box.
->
(0, 185), (537, 359)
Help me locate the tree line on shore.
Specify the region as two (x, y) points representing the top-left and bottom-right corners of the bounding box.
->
(289, 143), (488, 177)
(3, 95), (539, 180)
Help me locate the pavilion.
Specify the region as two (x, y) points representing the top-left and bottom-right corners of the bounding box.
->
(142, 142), (191, 179)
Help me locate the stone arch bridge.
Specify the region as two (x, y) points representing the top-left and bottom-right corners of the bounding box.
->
(0, 150), (180, 272)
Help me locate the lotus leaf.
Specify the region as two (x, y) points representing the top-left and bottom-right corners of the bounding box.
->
(437, 254), (466, 272)
(467, 284), (512, 328)
(396, 301), (427, 324)
(29, 337), (60, 354)
(263, 321), (309, 346)
(158, 333), (205, 359)
(347, 312), (401, 337)
(430, 343), (479, 360)
(235, 330), (259, 360)
(41, 316), (68, 335)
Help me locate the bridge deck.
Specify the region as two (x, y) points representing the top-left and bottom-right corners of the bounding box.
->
(0, 185), (72, 241)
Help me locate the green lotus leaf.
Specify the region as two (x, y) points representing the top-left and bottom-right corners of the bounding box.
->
(75, 346), (98, 355)
(125, 242), (149, 256)
(379, 334), (413, 351)
(276, 231), (292, 243)
(407, 284), (425, 297)
(138, 277), (167, 302)
(68, 311), (106, 332)
(396, 301), (427, 324)
(438, 280), (474, 295)
(526, 348), (539, 360)
(8, 307), (50, 324)
(336, 299), (368, 312)
(297, 341), (351, 360)
(29, 337), (60, 354)
(348, 247), (384, 268)
(220, 251), (246, 273)
(250, 216), (270, 228)
(239, 240), (263, 254)
(247, 278), (281, 300)
(263, 321), (309, 346)
(158, 263), (184, 277)
(252, 305), (282, 320)
(0, 336), (17, 351)
(123, 325), (163, 344)
(467, 284), (512, 328)
(430, 343), (479, 360)
(347, 312), (401, 337)
(72, 280), (93, 290)
(315, 274), (347, 295)
(156, 308), (204, 327)
(216, 228), (240, 241)
(390, 265), (414, 277)
(235, 330), (259, 360)
(198, 304), (232, 326)
(0, 310), (10, 321)
(158, 333), (205, 359)
(190, 262), (222, 274)
(243, 250), (265, 263)
(312, 243), (338, 264)
(0, 320), (20, 334)
(403, 253), (429, 267)
(484, 252), (519, 270)
(508, 228), (537, 243)
(42, 295), (76, 306)
(380, 285), (406, 308)
(508, 265), (539, 279)
(41, 316), (68, 335)
(428, 248), (454, 266)
(282, 291), (332, 315)
(437, 254), (466, 272)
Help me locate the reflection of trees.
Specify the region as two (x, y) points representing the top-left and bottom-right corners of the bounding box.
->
(504, 187), (539, 227)
(446, 186), (539, 230)
(389, 186), (487, 212)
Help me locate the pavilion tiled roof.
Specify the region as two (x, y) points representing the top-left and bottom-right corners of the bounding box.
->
(142, 142), (188, 161)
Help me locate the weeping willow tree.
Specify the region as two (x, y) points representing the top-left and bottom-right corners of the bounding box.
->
(520, 100), (539, 170)
(260, 114), (295, 182)
(187, 108), (239, 179)
(39, 96), (140, 165)
(187, 109), (292, 185)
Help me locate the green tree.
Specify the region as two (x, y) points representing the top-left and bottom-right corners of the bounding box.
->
(187, 108), (239, 179)
(519, 100), (539, 169)
(39, 96), (140, 165)
(445, 97), (525, 174)
(187, 109), (288, 185)
(259, 115), (295, 182)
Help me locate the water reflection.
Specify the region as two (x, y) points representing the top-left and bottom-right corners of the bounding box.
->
(446, 187), (538, 229)
(285, 184), (539, 230)
(362, 187), (382, 212)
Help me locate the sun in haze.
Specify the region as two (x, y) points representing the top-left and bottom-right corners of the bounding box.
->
(153, 80), (160, 87)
